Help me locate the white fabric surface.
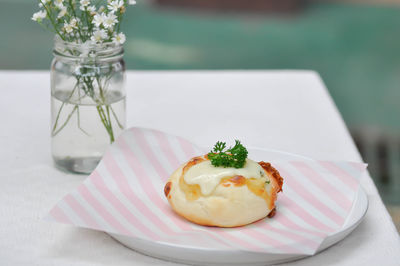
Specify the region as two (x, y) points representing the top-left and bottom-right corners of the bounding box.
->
(0, 70), (399, 266)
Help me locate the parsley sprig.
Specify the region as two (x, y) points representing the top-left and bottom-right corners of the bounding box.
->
(208, 140), (248, 168)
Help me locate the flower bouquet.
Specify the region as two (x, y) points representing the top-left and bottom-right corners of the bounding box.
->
(32, 0), (136, 173)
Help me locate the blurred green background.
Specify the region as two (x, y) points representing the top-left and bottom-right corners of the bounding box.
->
(1, 0), (399, 226)
(2, 0), (400, 133)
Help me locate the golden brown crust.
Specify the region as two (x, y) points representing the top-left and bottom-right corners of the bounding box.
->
(267, 207), (276, 218)
(164, 181), (172, 197)
(226, 175), (246, 186)
(182, 156), (206, 175)
(258, 161), (284, 192)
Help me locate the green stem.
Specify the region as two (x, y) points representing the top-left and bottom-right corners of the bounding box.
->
(52, 81), (79, 134)
(83, 74), (116, 143)
(106, 104), (113, 136)
(97, 105), (115, 143)
(76, 106), (90, 136)
(39, 0), (65, 41)
(52, 101), (65, 134)
(110, 106), (124, 129)
(84, 8), (91, 34)
(52, 105), (78, 136)
(67, 0), (84, 41)
(53, 66), (119, 144)
(96, 76), (105, 101)
(116, 11), (122, 33)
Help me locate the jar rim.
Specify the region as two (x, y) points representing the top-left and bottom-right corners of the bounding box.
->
(53, 35), (124, 60)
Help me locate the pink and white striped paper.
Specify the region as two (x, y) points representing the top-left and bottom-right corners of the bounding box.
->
(47, 127), (367, 255)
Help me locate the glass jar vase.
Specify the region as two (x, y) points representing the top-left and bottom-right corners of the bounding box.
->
(51, 37), (126, 174)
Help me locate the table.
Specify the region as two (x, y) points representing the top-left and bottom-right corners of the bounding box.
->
(1, 71), (399, 265)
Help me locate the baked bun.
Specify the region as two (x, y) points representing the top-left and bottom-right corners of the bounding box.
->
(164, 155), (283, 227)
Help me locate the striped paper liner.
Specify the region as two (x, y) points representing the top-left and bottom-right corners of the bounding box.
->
(47, 127), (366, 255)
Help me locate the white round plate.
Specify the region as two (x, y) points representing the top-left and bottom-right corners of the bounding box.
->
(110, 148), (368, 265)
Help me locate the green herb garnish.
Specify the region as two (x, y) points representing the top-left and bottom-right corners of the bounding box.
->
(208, 140), (248, 168)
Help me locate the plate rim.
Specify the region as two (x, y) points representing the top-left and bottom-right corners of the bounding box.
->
(109, 147), (368, 264)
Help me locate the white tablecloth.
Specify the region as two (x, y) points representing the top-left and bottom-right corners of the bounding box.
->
(0, 71), (399, 265)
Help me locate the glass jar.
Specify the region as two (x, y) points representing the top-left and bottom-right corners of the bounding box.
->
(51, 36), (126, 174)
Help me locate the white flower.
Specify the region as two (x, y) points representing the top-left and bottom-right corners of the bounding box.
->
(92, 13), (105, 27)
(63, 22), (74, 33)
(103, 13), (117, 29)
(31, 10), (47, 21)
(87, 5), (96, 14)
(54, 0), (64, 9)
(63, 18), (78, 33)
(39, 0), (51, 6)
(91, 29), (108, 43)
(112, 32), (126, 44)
(79, 0), (90, 10)
(129, 0), (136, 5)
(98, 5), (105, 12)
(107, 0), (123, 13)
(57, 6), (67, 18)
(69, 18), (78, 27)
(41, 0), (51, 5)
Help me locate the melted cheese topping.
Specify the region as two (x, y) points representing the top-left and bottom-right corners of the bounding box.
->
(183, 159), (266, 195)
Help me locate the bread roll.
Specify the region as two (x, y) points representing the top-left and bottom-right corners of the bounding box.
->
(164, 155), (283, 227)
